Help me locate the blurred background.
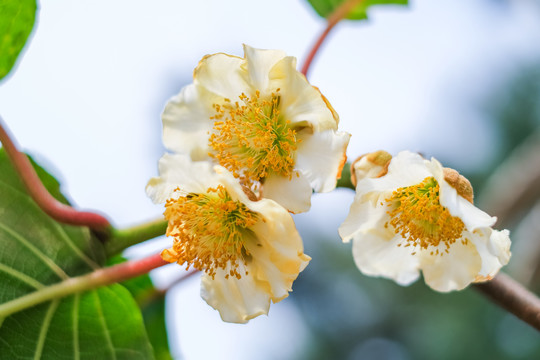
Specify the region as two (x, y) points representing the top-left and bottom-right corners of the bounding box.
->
(1, 0), (540, 359)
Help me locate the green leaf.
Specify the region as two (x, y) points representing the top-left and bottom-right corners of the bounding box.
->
(307, 0), (407, 20)
(0, 0), (38, 80)
(109, 256), (173, 360)
(0, 149), (155, 359)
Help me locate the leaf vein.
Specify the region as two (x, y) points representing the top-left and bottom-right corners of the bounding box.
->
(0, 262), (44, 290)
(93, 290), (117, 360)
(34, 299), (60, 360)
(0, 222), (69, 280)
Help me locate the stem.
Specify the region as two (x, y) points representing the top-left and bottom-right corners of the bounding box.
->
(474, 273), (540, 331)
(0, 253), (168, 318)
(0, 117), (110, 231)
(106, 218), (168, 256)
(301, 0), (364, 77)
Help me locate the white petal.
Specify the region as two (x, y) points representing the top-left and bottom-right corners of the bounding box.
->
(145, 154), (220, 203)
(427, 157), (497, 230)
(245, 201), (310, 301)
(351, 229), (421, 286)
(267, 56), (338, 131)
(296, 130), (351, 193)
(193, 53), (250, 99)
(467, 228), (511, 280)
(419, 240), (482, 292)
(489, 229), (511, 266)
(438, 179), (496, 230)
(161, 84), (217, 159)
(339, 196), (388, 243)
(243, 45), (287, 94)
(262, 172), (312, 214)
(200, 266), (271, 324)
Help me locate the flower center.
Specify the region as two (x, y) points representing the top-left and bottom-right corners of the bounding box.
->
(385, 177), (466, 255)
(209, 90), (298, 187)
(163, 185), (259, 279)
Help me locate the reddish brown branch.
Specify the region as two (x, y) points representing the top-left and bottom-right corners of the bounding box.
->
(301, 0), (364, 77)
(474, 273), (540, 331)
(0, 117), (110, 231)
(0, 253), (169, 318)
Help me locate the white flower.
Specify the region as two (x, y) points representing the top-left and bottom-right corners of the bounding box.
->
(146, 153), (310, 323)
(339, 151), (511, 292)
(161, 44), (351, 213)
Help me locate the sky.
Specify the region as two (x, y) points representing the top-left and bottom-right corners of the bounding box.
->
(1, 0), (539, 359)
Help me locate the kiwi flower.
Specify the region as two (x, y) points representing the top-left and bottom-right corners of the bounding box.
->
(146, 154), (310, 323)
(161, 44), (350, 213)
(339, 151), (511, 292)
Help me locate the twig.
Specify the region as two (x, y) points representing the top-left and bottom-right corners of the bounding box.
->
(0, 253), (168, 318)
(0, 117), (110, 231)
(106, 218), (168, 256)
(301, 0), (364, 77)
(474, 273), (540, 332)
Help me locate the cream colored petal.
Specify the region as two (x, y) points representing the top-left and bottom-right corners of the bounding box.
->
(243, 44), (287, 94)
(267, 56), (338, 131)
(296, 130), (351, 193)
(200, 266), (271, 324)
(355, 151), (431, 196)
(162, 84), (217, 160)
(467, 229), (511, 280)
(419, 240), (482, 292)
(339, 196), (388, 243)
(351, 228), (421, 286)
(428, 158), (496, 230)
(245, 203), (310, 302)
(261, 172), (312, 214)
(438, 179), (496, 231)
(146, 153), (220, 203)
(193, 53), (250, 99)
(488, 229), (511, 266)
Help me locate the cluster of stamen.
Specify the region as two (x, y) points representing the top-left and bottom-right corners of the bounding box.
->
(209, 90), (298, 188)
(163, 185), (259, 279)
(385, 177), (466, 255)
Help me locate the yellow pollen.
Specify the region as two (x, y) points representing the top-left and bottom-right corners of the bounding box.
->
(385, 177), (466, 254)
(163, 185), (258, 279)
(209, 89), (298, 187)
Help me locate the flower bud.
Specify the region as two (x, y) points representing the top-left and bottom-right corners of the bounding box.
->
(350, 150), (392, 187)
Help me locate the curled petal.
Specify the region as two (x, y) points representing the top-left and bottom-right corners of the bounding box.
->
(420, 240), (482, 292)
(352, 229), (420, 286)
(269, 56), (338, 131)
(200, 267), (271, 324)
(146, 154), (220, 203)
(243, 44), (287, 94)
(162, 84), (216, 159)
(296, 130), (351, 193)
(262, 172), (312, 214)
(193, 53), (250, 99)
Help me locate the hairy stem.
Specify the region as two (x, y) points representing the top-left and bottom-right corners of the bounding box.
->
(0, 253), (168, 318)
(474, 273), (540, 331)
(0, 117), (110, 231)
(301, 0), (364, 77)
(105, 218), (168, 256)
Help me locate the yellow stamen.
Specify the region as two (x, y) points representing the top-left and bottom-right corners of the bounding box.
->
(385, 177), (466, 254)
(209, 90), (298, 187)
(162, 185), (258, 279)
